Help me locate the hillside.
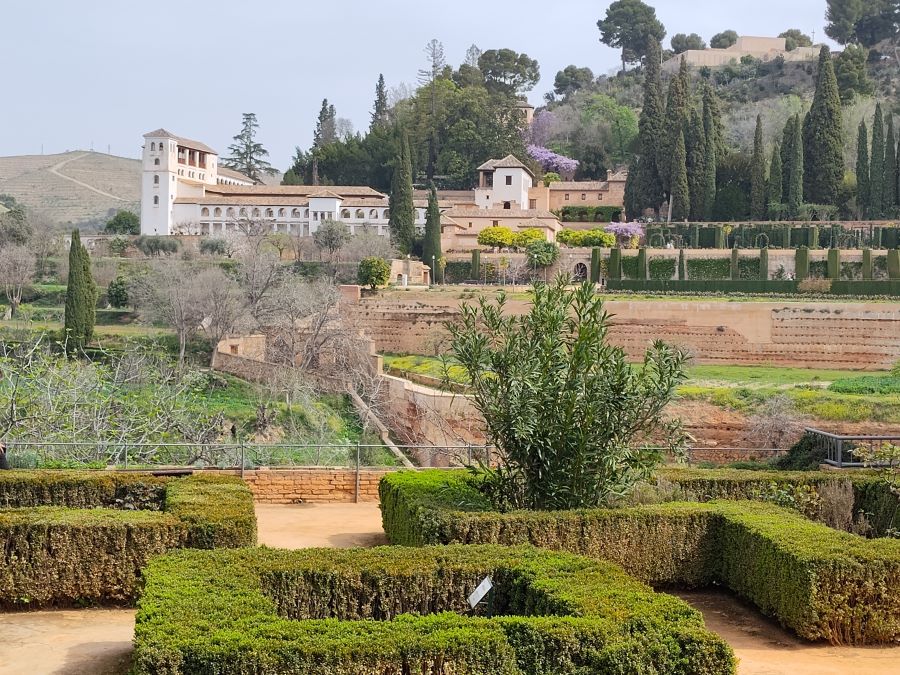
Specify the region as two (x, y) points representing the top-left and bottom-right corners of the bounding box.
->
(0, 151), (140, 227)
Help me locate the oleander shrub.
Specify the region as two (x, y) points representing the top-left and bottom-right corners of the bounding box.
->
(380, 470), (900, 644)
(0, 471), (255, 607)
(133, 545), (735, 675)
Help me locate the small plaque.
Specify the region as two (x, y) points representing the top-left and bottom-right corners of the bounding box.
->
(467, 576), (493, 609)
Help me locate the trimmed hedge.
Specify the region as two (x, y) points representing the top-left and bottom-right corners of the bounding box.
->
(380, 470), (900, 644)
(133, 545), (735, 675)
(0, 472), (256, 607)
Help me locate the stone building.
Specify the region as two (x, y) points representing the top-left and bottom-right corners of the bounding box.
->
(662, 36), (822, 73)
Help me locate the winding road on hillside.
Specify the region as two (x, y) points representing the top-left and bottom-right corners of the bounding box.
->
(47, 152), (127, 202)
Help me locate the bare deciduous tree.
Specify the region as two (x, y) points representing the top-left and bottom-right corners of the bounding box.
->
(264, 278), (340, 370)
(340, 228), (398, 263)
(0, 244), (36, 316)
(26, 212), (62, 279)
(745, 395), (802, 448)
(226, 219), (283, 320)
(193, 267), (249, 347)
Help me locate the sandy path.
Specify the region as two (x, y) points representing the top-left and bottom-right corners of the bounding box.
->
(256, 502), (387, 548)
(47, 152), (127, 202)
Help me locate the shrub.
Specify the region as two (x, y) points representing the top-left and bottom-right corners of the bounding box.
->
(477, 226), (515, 249)
(133, 545), (735, 675)
(649, 257), (677, 280)
(513, 227), (544, 248)
(107, 275), (129, 308)
(524, 240), (559, 268)
(559, 206), (623, 222)
(380, 470), (900, 644)
(357, 257), (391, 289)
(557, 228), (616, 248)
(686, 258), (731, 280)
(199, 238), (230, 257)
(135, 236), (179, 257)
(105, 210), (140, 235)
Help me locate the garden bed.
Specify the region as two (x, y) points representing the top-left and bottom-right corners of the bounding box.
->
(379, 470), (900, 645)
(0, 471), (256, 607)
(132, 545), (734, 675)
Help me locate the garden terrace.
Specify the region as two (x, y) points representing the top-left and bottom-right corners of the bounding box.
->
(380, 470), (900, 645)
(132, 545), (735, 675)
(0, 471), (256, 607)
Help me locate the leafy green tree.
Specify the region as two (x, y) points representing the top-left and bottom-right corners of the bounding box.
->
(787, 116), (804, 219)
(525, 240), (559, 271)
(750, 115), (767, 220)
(63, 230), (97, 352)
(542, 172), (562, 186)
(671, 33), (705, 54)
(313, 99), (337, 148)
(780, 115), (796, 192)
(834, 44), (874, 103)
(634, 38), (665, 214)
(826, 0), (898, 47)
(388, 133), (415, 254)
(477, 226), (515, 249)
(778, 29), (813, 51)
(553, 65), (595, 97)
(371, 74), (389, 130)
(104, 210), (139, 235)
(670, 130), (690, 222)
(885, 116), (898, 213)
(477, 49), (540, 95)
(222, 113), (274, 182)
(281, 169), (303, 186)
(422, 184), (442, 282)
(710, 30), (738, 49)
(659, 57), (690, 203)
(135, 236), (178, 257)
(768, 140), (783, 207)
(856, 120), (870, 219)
(107, 275), (129, 308)
(447, 278), (688, 510)
(870, 103), (885, 219)
(686, 106), (707, 220)
(701, 83), (721, 219)
(826, 0), (865, 44)
(0, 203), (32, 247)
(515, 228), (547, 248)
(357, 257), (391, 289)
(802, 47), (843, 206)
(597, 0), (667, 74)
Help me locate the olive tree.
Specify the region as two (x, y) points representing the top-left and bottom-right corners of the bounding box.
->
(447, 278), (688, 510)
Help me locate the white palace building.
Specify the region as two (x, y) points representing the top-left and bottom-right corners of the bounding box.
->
(139, 128), (581, 249)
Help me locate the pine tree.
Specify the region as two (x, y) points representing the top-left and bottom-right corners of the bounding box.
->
(634, 38), (665, 214)
(659, 56), (691, 198)
(787, 116), (804, 219)
(422, 183), (443, 282)
(388, 133), (415, 254)
(371, 74), (389, 130)
(750, 115), (767, 220)
(768, 141), (783, 207)
(801, 46), (843, 205)
(223, 112), (274, 182)
(63, 229), (97, 353)
(313, 99), (337, 148)
(870, 103), (885, 219)
(686, 105), (707, 220)
(701, 84), (720, 219)
(884, 115), (897, 214)
(670, 130), (690, 222)
(856, 121), (870, 219)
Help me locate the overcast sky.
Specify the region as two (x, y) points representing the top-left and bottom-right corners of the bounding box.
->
(1, 0), (835, 169)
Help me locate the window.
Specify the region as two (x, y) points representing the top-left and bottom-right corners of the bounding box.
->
(564, 193), (570, 201)
(493, 220), (499, 226)
(239, 208), (247, 216)
(598, 194), (603, 201)
(153, 175), (159, 185)
(229, 345), (238, 355)
(252, 208), (260, 217)
(292, 208), (301, 218)
(529, 199), (537, 209)
(356, 209), (365, 219)
(226, 207), (235, 217)
(369, 209), (378, 220)
(382, 209), (390, 220)
(150, 142), (156, 151)
(278, 208), (285, 217)
(304, 209), (309, 218)
(505, 175), (512, 186)
(201, 208), (210, 217)
(214, 208), (222, 217)
(503, 202), (511, 210)
(341, 209), (351, 219)
(154, 158), (160, 166)
(265, 208), (274, 218)
(153, 196), (159, 206)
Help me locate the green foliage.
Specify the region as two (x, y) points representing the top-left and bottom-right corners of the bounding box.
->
(670, 130), (690, 221)
(223, 112), (274, 182)
(671, 32), (705, 54)
(827, 248), (841, 279)
(795, 247), (810, 281)
(541, 171), (561, 186)
(787, 116), (804, 218)
(870, 103), (885, 219)
(107, 275), (129, 308)
(829, 375), (900, 395)
(686, 258), (731, 280)
(477, 226), (515, 248)
(63, 230), (97, 351)
(608, 248), (622, 280)
(558, 205), (622, 222)
(857, 121), (871, 218)
(597, 0), (667, 72)
(590, 247), (602, 283)
(513, 228), (544, 248)
(134, 544), (734, 675)
(884, 116), (897, 212)
(648, 257), (676, 280)
(163, 473), (257, 549)
(356, 257), (390, 289)
(768, 141), (783, 206)
(686, 105), (707, 221)
(199, 238), (229, 257)
(422, 185), (442, 281)
(660, 57), (690, 195)
(710, 30), (738, 49)
(833, 44), (874, 103)
(524, 240), (559, 268)
(750, 116), (767, 220)
(104, 210), (140, 235)
(389, 133), (415, 254)
(634, 38), (665, 213)
(447, 280), (687, 510)
(556, 228), (616, 248)
(380, 469), (900, 644)
(135, 236), (178, 257)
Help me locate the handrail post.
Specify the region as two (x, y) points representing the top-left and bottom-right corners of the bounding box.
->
(240, 442), (245, 479)
(354, 441), (361, 503)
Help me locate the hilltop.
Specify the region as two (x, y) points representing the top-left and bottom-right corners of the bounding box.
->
(0, 151), (140, 227)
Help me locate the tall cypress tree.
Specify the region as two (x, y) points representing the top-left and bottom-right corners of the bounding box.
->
(686, 105), (707, 221)
(781, 116), (796, 192)
(856, 121), (870, 219)
(802, 46), (843, 205)
(659, 56), (690, 197)
(63, 229), (97, 353)
(388, 132), (415, 254)
(768, 140), (783, 207)
(750, 115), (767, 220)
(788, 116), (804, 219)
(701, 84), (720, 219)
(670, 130), (690, 222)
(870, 103), (885, 219)
(635, 38), (665, 214)
(422, 183), (442, 282)
(884, 115), (897, 213)
(371, 74), (389, 130)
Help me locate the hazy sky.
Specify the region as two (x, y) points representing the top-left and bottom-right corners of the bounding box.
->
(2, 0), (835, 169)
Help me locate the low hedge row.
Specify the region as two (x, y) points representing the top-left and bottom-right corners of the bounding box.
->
(133, 545), (734, 674)
(379, 470), (900, 644)
(0, 472), (256, 607)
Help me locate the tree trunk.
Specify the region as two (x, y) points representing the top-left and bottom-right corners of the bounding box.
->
(178, 333), (187, 369)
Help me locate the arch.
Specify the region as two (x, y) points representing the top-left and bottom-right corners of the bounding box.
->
(304, 209), (310, 218)
(150, 142), (156, 151)
(153, 196), (159, 206)
(154, 158), (160, 166)
(153, 175), (159, 185)
(278, 208), (286, 217)
(239, 208), (248, 217)
(369, 209), (379, 220)
(252, 208), (261, 218)
(573, 262), (588, 281)
(226, 207), (235, 218)
(341, 209), (351, 219)
(355, 209), (365, 219)
(292, 208), (301, 218)
(214, 208), (222, 217)
(201, 207), (210, 217)
(265, 208), (274, 218)
(382, 209), (390, 220)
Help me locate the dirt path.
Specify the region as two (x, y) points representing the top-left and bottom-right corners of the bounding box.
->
(47, 152), (127, 202)
(256, 502), (386, 548)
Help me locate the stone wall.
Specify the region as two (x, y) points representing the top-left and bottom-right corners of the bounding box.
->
(228, 468), (392, 503)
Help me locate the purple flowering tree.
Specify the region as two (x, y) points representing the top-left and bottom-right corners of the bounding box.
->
(604, 222), (644, 248)
(526, 144), (579, 179)
(529, 110), (556, 147)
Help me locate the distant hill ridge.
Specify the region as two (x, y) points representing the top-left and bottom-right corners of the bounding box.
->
(0, 150), (140, 226)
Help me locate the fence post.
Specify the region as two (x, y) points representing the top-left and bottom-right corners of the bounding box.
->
(354, 441), (361, 504)
(123, 442), (128, 471)
(240, 442), (245, 479)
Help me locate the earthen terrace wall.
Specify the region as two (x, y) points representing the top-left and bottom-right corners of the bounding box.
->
(218, 468), (393, 503)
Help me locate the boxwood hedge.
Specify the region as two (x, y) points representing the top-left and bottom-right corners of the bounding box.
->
(133, 545), (735, 675)
(380, 470), (900, 645)
(0, 471), (256, 607)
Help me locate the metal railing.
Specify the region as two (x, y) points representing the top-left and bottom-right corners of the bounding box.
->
(805, 428), (900, 468)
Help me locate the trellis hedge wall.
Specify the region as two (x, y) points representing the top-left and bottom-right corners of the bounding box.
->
(645, 223), (900, 250)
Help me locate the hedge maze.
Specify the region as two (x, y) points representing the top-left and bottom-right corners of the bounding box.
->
(132, 545), (735, 675)
(0, 471), (256, 607)
(379, 470), (900, 646)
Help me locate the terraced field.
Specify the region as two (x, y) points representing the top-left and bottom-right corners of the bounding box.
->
(0, 151), (140, 225)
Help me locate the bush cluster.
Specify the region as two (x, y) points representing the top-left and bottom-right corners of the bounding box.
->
(558, 206), (623, 222)
(133, 545), (734, 674)
(380, 470), (900, 644)
(0, 472), (256, 607)
(556, 228), (616, 248)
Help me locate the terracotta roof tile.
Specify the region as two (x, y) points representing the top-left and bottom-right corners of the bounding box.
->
(143, 128), (218, 155)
